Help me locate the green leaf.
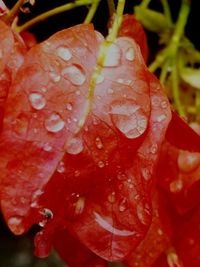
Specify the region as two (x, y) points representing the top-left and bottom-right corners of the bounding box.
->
(134, 6), (171, 33)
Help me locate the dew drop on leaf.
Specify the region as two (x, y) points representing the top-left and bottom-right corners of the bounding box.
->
(44, 113), (65, 133)
(125, 47), (135, 61)
(57, 161), (65, 173)
(61, 64), (86, 85)
(101, 43), (121, 67)
(49, 72), (61, 83)
(57, 46), (72, 61)
(65, 137), (83, 155)
(66, 102), (73, 111)
(95, 136), (103, 149)
(98, 160), (105, 168)
(29, 92), (46, 110)
(43, 143), (52, 152)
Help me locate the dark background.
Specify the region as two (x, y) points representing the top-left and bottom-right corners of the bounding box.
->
(1, 0), (200, 266)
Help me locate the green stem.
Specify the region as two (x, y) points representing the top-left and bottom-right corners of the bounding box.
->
(140, 0), (151, 8)
(4, 0), (24, 23)
(84, 0), (100, 24)
(160, 60), (170, 85)
(161, 0), (172, 25)
(107, 0), (115, 17)
(106, 0), (125, 42)
(149, 49), (168, 72)
(15, 0), (94, 32)
(171, 58), (185, 116)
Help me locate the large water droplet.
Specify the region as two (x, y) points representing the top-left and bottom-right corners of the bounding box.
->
(101, 43), (121, 67)
(44, 113), (65, 133)
(65, 137), (83, 155)
(110, 101), (148, 139)
(125, 47), (135, 61)
(61, 64), (86, 85)
(29, 93), (46, 110)
(95, 137), (103, 149)
(57, 46), (72, 61)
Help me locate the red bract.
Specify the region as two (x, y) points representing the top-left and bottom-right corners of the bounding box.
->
(0, 22), (172, 263)
(157, 123), (200, 214)
(124, 190), (172, 267)
(0, 19), (27, 130)
(119, 14), (148, 62)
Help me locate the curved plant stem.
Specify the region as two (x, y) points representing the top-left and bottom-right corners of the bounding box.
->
(84, 0), (100, 24)
(4, 0), (24, 24)
(140, 0), (151, 8)
(161, 0), (172, 25)
(107, 0), (115, 17)
(106, 0), (125, 42)
(160, 60), (170, 85)
(15, 0), (94, 32)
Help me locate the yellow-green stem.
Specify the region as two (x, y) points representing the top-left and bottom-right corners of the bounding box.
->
(15, 0), (94, 32)
(140, 0), (151, 8)
(4, 0), (24, 24)
(161, 0), (172, 25)
(84, 0), (100, 24)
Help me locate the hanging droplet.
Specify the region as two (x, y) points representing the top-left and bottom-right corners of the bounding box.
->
(119, 198), (128, 212)
(44, 113), (65, 133)
(61, 64), (86, 85)
(100, 43), (121, 67)
(125, 47), (135, 61)
(65, 137), (83, 155)
(95, 137), (103, 149)
(57, 46), (72, 61)
(29, 92), (46, 110)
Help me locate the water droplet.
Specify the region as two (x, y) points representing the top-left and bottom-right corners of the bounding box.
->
(29, 93), (46, 110)
(7, 217), (24, 235)
(157, 228), (163, 235)
(65, 137), (83, 155)
(117, 172), (127, 181)
(110, 101), (147, 139)
(150, 144), (158, 154)
(49, 72), (61, 82)
(96, 74), (105, 84)
(101, 43), (121, 67)
(66, 103), (73, 111)
(141, 168), (151, 181)
(95, 137), (103, 149)
(32, 189), (43, 200)
(98, 161), (105, 168)
(119, 198), (128, 212)
(178, 151), (200, 173)
(156, 114), (167, 122)
(170, 179), (183, 193)
(108, 192), (116, 203)
(40, 208), (54, 219)
(57, 46), (72, 61)
(30, 201), (38, 208)
(137, 204), (146, 224)
(161, 100), (168, 108)
(57, 161), (65, 173)
(44, 113), (65, 133)
(75, 197), (85, 214)
(125, 47), (135, 61)
(61, 64), (86, 85)
(43, 143), (52, 152)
